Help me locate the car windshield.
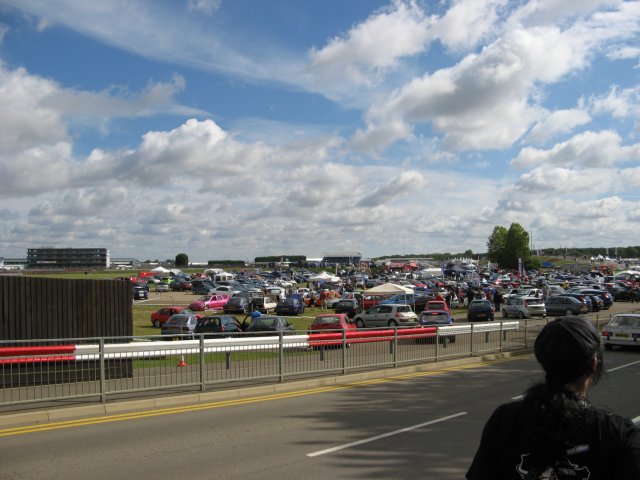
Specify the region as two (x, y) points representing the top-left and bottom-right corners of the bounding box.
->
(420, 313), (450, 324)
(250, 317), (277, 327)
(313, 316), (341, 326)
(471, 301), (490, 307)
(608, 316), (640, 328)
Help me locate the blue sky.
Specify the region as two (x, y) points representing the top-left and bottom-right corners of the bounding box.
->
(0, 0), (639, 262)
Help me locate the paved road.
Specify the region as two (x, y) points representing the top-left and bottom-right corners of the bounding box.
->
(2, 348), (638, 479)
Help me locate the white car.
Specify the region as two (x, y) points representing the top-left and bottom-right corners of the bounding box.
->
(252, 296), (277, 313)
(354, 304), (417, 328)
(501, 296), (546, 319)
(601, 314), (640, 350)
(212, 285), (240, 296)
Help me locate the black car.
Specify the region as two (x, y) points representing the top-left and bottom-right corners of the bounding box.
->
(244, 315), (295, 336)
(334, 299), (362, 318)
(274, 297), (305, 316)
(194, 315), (244, 337)
(223, 296), (251, 314)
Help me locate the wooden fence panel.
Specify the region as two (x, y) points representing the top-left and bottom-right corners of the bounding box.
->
(0, 276), (132, 341)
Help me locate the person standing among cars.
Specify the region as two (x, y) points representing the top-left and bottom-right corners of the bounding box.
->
(467, 316), (640, 479)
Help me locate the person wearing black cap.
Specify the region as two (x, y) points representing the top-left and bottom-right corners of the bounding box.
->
(467, 316), (640, 479)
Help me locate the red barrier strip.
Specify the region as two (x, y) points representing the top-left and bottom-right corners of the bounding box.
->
(308, 327), (437, 346)
(0, 355), (76, 365)
(0, 345), (77, 357)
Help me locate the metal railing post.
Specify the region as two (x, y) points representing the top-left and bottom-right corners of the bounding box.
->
(279, 332), (284, 383)
(435, 327), (439, 362)
(470, 323), (475, 356)
(199, 334), (205, 391)
(524, 319), (528, 348)
(99, 337), (106, 404)
(499, 321), (503, 352)
(393, 327), (398, 367)
(342, 329), (347, 375)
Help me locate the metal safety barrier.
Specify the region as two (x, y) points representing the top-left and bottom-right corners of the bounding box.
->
(0, 320), (532, 410)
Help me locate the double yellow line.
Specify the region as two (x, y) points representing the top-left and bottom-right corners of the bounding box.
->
(0, 354), (530, 437)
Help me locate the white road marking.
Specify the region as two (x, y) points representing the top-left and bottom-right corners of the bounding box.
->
(606, 360), (640, 373)
(633, 416), (639, 424)
(511, 394), (523, 400)
(306, 412), (467, 458)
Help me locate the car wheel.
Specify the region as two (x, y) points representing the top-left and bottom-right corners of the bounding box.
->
(153, 319), (161, 328)
(565, 308), (574, 316)
(518, 311), (525, 319)
(388, 319), (398, 327)
(502, 309), (508, 318)
(356, 318), (365, 328)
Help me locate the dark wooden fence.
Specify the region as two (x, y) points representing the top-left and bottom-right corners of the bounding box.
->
(0, 275), (132, 340)
(0, 276), (133, 387)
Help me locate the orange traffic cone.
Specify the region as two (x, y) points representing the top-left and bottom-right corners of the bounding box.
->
(177, 355), (187, 367)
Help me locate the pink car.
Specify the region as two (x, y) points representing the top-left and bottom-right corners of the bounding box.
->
(188, 294), (230, 311)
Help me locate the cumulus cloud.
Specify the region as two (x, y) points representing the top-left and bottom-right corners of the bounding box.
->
(308, 0), (432, 88)
(511, 130), (640, 169)
(513, 166), (613, 193)
(524, 108), (592, 145)
(589, 85), (640, 119)
(356, 170), (426, 207)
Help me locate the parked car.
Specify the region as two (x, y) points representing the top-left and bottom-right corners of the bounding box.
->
(161, 313), (200, 338)
(194, 315), (244, 337)
(544, 296), (588, 316)
(601, 314), (640, 350)
(170, 280), (193, 291)
(418, 310), (454, 326)
(223, 296), (251, 314)
(275, 297), (305, 316)
(334, 299), (362, 318)
(188, 294), (230, 311)
(556, 293), (593, 312)
(251, 296), (277, 313)
(417, 310), (455, 343)
(309, 314), (357, 333)
(155, 283), (170, 293)
(501, 296), (546, 319)
(467, 299), (495, 322)
(354, 304), (417, 328)
(211, 285), (241, 296)
(243, 315), (295, 335)
(425, 300), (451, 314)
(133, 286), (148, 300)
(502, 287), (543, 300)
(380, 293), (433, 313)
(191, 283), (215, 295)
(150, 306), (194, 328)
(572, 289), (613, 309)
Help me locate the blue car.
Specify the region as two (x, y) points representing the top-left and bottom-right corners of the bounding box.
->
(467, 299), (495, 321)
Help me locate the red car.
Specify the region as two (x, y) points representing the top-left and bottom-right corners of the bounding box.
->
(150, 306), (193, 328)
(309, 313), (357, 333)
(425, 300), (451, 313)
(188, 294), (230, 311)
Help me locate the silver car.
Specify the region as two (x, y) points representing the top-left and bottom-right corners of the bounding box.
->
(501, 296), (546, 319)
(601, 314), (640, 350)
(354, 304), (417, 328)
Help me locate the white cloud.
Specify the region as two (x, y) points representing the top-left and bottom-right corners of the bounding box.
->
(432, 0), (505, 52)
(589, 85), (640, 119)
(513, 166), (614, 193)
(511, 130), (640, 169)
(308, 0), (432, 88)
(524, 108), (592, 145)
(187, 0), (222, 16)
(357, 170), (426, 207)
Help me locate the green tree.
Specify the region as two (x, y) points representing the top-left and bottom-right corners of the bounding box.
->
(486, 226), (508, 265)
(175, 253), (189, 268)
(503, 223), (530, 270)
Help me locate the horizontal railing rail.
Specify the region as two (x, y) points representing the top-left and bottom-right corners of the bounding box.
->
(0, 317), (601, 411)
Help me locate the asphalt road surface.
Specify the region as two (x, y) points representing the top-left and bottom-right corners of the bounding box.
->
(2, 348), (638, 479)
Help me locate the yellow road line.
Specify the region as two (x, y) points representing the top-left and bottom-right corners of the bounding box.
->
(0, 353), (532, 437)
